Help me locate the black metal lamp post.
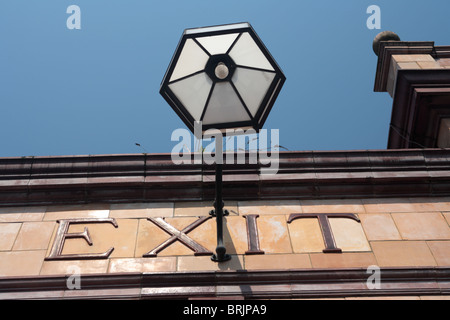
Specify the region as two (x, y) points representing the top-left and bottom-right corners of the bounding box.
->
(210, 162), (230, 261)
(160, 22), (285, 262)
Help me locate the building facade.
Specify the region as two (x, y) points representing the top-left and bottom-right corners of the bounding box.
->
(0, 36), (449, 300)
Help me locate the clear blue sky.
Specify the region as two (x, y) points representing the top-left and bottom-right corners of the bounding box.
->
(1, 1), (449, 157)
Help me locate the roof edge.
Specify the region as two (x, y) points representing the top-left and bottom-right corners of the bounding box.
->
(0, 149), (449, 206)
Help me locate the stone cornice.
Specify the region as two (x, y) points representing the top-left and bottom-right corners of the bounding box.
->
(0, 149), (449, 206)
(0, 267), (449, 299)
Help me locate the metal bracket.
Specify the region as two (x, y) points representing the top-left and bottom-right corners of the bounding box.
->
(209, 209), (229, 217)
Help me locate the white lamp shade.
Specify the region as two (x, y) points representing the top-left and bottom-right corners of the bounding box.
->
(160, 22), (285, 133)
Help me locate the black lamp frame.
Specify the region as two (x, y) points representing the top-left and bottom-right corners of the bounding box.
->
(159, 22), (286, 134)
(159, 23), (285, 262)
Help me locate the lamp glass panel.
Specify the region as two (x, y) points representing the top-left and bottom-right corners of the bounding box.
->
(257, 78), (282, 126)
(169, 72), (212, 121)
(169, 39), (209, 82)
(185, 22), (250, 35)
(229, 32), (274, 71)
(202, 82), (251, 125)
(196, 33), (239, 55)
(232, 67), (276, 116)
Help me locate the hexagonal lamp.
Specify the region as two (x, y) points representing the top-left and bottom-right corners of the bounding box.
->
(159, 22), (285, 263)
(160, 22), (286, 134)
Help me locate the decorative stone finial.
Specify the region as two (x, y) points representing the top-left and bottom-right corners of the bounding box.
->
(373, 31), (401, 56)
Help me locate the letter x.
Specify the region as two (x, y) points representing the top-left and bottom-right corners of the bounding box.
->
(143, 216), (213, 257)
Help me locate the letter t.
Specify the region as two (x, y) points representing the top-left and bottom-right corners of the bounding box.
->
(287, 213), (360, 253)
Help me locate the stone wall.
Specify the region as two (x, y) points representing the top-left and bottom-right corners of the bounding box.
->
(1, 197), (449, 277)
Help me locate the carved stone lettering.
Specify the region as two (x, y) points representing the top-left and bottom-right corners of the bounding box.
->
(243, 215), (264, 255)
(44, 211), (366, 261)
(45, 218), (118, 260)
(143, 216), (213, 257)
(287, 213), (361, 253)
